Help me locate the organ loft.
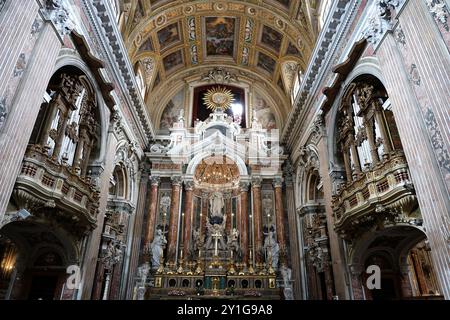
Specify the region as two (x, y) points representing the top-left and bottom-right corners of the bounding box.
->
(0, 0), (449, 301)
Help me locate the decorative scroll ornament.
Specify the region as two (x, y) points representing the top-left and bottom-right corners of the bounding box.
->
(200, 68), (238, 84)
(43, 0), (75, 38)
(362, 0), (407, 49)
(203, 87), (235, 111)
(426, 0), (449, 31)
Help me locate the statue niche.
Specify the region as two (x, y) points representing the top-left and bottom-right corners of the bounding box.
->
(204, 191), (227, 254)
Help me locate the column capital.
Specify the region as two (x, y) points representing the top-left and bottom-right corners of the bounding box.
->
(171, 175), (182, 186)
(239, 181), (250, 192)
(273, 177), (283, 188)
(150, 176), (160, 186)
(184, 180), (195, 191)
(251, 176), (262, 188)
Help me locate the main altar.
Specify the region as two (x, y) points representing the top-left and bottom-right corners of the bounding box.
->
(135, 87), (294, 300)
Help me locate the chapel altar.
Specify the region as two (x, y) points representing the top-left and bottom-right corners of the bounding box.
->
(135, 87), (294, 300)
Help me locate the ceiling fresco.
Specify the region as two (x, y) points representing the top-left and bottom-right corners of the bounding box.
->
(205, 17), (237, 57)
(121, 0), (320, 130)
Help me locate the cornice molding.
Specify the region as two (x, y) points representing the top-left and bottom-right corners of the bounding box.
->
(281, 0), (358, 148)
(84, 0), (156, 146)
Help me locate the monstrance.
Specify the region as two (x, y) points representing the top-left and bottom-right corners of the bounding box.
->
(203, 87), (235, 112)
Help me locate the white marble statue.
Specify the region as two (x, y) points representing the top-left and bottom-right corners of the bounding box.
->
(192, 227), (203, 251)
(137, 262), (150, 287)
(160, 192), (171, 215)
(209, 191), (224, 218)
(150, 229), (167, 269)
(280, 265), (294, 300)
(227, 228), (239, 252)
(205, 218), (226, 250)
(263, 228), (280, 269)
(262, 194), (273, 217)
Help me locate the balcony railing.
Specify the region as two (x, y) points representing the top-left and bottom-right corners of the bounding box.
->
(332, 150), (418, 237)
(14, 145), (100, 228)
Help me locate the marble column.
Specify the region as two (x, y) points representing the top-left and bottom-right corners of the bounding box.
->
(200, 192), (208, 237)
(273, 177), (286, 250)
(0, 18), (61, 221)
(252, 177), (263, 262)
(183, 180), (194, 255)
(376, 9), (450, 296)
(399, 268), (413, 299)
(285, 171), (302, 299)
(225, 194), (232, 234)
(350, 269), (365, 300)
(81, 131), (118, 299)
(125, 168), (148, 299)
(143, 176), (160, 254)
(167, 176), (182, 260)
(239, 182), (249, 264)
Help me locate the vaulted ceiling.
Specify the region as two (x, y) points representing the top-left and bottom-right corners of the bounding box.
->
(120, 0), (320, 128)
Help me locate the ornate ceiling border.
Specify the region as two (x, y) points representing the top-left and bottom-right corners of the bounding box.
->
(281, 0), (358, 148)
(86, 0), (156, 144)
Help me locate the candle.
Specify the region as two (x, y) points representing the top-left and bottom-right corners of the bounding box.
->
(180, 249), (183, 260)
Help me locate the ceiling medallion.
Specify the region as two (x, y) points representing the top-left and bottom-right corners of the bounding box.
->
(213, 2), (227, 12)
(247, 7), (257, 16)
(203, 87), (235, 111)
(183, 5), (195, 15)
(275, 19), (285, 30)
(156, 14), (167, 27)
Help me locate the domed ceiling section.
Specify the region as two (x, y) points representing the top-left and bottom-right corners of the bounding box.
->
(120, 0), (320, 130)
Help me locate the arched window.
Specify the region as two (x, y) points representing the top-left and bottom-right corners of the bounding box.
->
(336, 76), (403, 182)
(134, 62), (146, 100)
(109, 165), (127, 199)
(308, 172), (324, 202)
(31, 68), (100, 178)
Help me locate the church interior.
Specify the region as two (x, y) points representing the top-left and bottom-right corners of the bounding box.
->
(0, 0), (449, 301)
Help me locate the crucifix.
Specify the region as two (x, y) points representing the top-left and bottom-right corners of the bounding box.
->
(212, 230), (222, 256)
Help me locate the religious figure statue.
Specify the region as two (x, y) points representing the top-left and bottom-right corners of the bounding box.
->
(280, 265), (294, 300)
(150, 229), (167, 270)
(103, 240), (122, 270)
(209, 192), (224, 218)
(160, 192), (171, 216)
(280, 265), (292, 288)
(205, 217), (226, 251)
(192, 227), (203, 252)
(227, 228), (239, 252)
(262, 194), (273, 217)
(137, 262), (150, 287)
(263, 227), (280, 269)
(309, 245), (326, 272)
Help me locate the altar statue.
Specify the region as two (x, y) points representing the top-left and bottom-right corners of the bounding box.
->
(263, 227), (280, 269)
(205, 217), (226, 251)
(227, 228), (239, 252)
(160, 192), (171, 215)
(209, 191), (224, 218)
(150, 229), (167, 269)
(262, 194), (273, 217)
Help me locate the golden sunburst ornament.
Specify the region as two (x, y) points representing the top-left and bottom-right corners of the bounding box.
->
(203, 87), (235, 111)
